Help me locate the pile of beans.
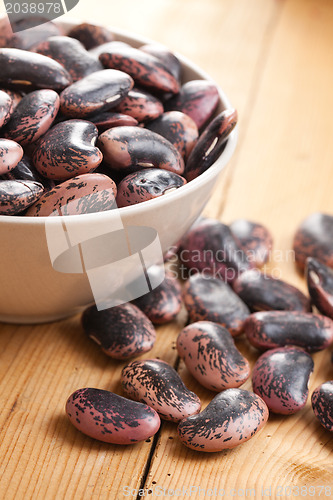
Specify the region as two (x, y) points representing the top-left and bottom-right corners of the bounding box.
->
(0, 19), (237, 216)
(66, 212), (333, 450)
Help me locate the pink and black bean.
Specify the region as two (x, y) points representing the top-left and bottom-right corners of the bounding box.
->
(232, 269), (311, 312)
(0, 179), (44, 215)
(81, 303), (156, 359)
(33, 120), (102, 181)
(244, 311), (333, 352)
(252, 346), (314, 414)
(121, 359), (201, 422)
(178, 217), (252, 283)
(182, 273), (250, 336)
(0, 89), (13, 129)
(177, 388), (269, 452)
(230, 219), (273, 268)
(311, 381), (333, 432)
(116, 87), (164, 122)
(4, 89), (59, 146)
(177, 321), (250, 392)
(68, 22), (115, 50)
(132, 266), (182, 324)
(0, 48), (72, 91)
(116, 168), (186, 207)
(66, 388), (160, 444)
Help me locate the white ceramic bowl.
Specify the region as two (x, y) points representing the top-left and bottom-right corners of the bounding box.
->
(0, 20), (238, 323)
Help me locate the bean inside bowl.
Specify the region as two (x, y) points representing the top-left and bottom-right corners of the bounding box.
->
(0, 18), (237, 323)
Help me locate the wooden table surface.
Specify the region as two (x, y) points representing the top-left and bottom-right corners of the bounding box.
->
(1, 0), (333, 498)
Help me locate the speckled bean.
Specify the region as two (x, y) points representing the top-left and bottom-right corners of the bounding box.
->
(60, 69), (134, 118)
(33, 120), (102, 180)
(182, 273), (250, 336)
(178, 217), (252, 283)
(0, 48), (71, 90)
(68, 23), (115, 50)
(81, 303), (156, 359)
(177, 321), (250, 391)
(306, 257), (333, 320)
(0, 89), (23, 109)
(115, 87), (163, 122)
(116, 168), (186, 207)
(0, 138), (23, 175)
(121, 359), (201, 422)
(66, 387), (161, 444)
(99, 45), (179, 94)
(98, 126), (184, 175)
(34, 36), (103, 82)
(132, 266), (182, 324)
(293, 213), (333, 271)
(0, 89), (13, 128)
(232, 270), (311, 312)
(140, 43), (182, 84)
(244, 311), (333, 352)
(165, 80), (219, 129)
(177, 388), (268, 452)
(252, 346), (314, 414)
(4, 89), (59, 146)
(145, 111), (199, 160)
(311, 381), (333, 432)
(0, 179), (44, 215)
(26, 173), (116, 217)
(230, 219), (273, 268)
(184, 109), (237, 181)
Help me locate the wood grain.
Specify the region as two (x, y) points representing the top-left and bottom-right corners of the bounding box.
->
(1, 0), (333, 498)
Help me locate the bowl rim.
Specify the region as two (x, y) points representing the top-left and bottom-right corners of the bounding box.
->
(0, 19), (238, 225)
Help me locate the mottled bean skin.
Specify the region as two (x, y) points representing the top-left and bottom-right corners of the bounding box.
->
(34, 36), (103, 82)
(244, 311), (333, 352)
(60, 69), (134, 118)
(0, 179), (44, 215)
(26, 173), (116, 217)
(252, 346), (314, 414)
(90, 111), (138, 131)
(99, 126), (184, 175)
(82, 303), (156, 359)
(306, 257), (333, 319)
(121, 359), (201, 422)
(145, 111), (199, 160)
(33, 120), (102, 181)
(116, 168), (186, 207)
(311, 381), (333, 432)
(0, 17), (62, 50)
(178, 217), (252, 283)
(230, 219), (273, 268)
(66, 387), (160, 444)
(116, 88), (164, 122)
(165, 80), (219, 129)
(99, 45), (179, 94)
(132, 267), (182, 324)
(0, 90), (13, 128)
(68, 23), (115, 50)
(0, 139), (23, 175)
(293, 213), (333, 271)
(232, 270), (311, 312)
(4, 89), (59, 146)
(140, 43), (182, 83)
(184, 109), (237, 182)
(177, 321), (250, 391)
(183, 274), (250, 336)
(177, 389), (268, 452)
(0, 48), (71, 90)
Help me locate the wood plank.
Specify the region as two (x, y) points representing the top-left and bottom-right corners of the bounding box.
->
(144, 0), (333, 497)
